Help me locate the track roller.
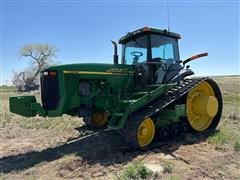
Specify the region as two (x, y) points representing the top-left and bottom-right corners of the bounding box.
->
(181, 122), (190, 134)
(157, 126), (170, 140)
(170, 124), (181, 138)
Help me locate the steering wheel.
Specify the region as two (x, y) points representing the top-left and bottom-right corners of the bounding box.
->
(131, 51), (143, 59)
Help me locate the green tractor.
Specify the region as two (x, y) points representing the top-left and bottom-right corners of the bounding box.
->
(9, 27), (222, 148)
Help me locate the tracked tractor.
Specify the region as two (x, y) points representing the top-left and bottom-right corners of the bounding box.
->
(9, 27), (222, 148)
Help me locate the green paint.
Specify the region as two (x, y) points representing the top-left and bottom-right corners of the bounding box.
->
(9, 96), (38, 117)
(155, 104), (186, 128)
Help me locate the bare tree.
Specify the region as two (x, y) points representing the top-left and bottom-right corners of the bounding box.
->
(13, 43), (58, 91)
(12, 72), (25, 92)
(12, 69), (39, 92)
(19, 43), (57, 80)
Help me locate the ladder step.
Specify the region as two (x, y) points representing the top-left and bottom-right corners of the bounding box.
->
(147, 85), (160, 88)
(133, 92), (148, 96)
(118, 99), (137, 104)
(108, 124), (120, 130)
(113, 112), (123, 116)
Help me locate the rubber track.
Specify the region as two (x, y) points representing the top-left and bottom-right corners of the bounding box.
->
(130, 77), (207, 120)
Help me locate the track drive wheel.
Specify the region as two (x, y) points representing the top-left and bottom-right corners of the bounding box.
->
(122, 116), (155, 148)
(83, 111), (108, 127)
(186, 79), (222, 132)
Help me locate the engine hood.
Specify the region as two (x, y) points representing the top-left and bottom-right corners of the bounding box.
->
(45, 63), (134, 75)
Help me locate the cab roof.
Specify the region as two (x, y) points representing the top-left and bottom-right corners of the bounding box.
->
(119, 27), (181, 44)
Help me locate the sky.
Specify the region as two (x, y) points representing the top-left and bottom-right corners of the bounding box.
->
(1, 0), (239, 85)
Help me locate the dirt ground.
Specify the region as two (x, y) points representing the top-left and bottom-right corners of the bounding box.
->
(0, 76), (239, 180)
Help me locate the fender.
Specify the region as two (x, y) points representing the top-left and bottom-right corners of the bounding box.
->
(170, 69), (194, 83)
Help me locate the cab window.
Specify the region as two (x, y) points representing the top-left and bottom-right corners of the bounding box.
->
(123, 35), (148, 65)
(151, 34), (179, 63)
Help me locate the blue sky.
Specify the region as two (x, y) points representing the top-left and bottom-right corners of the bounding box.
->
(1, 1), (239, 85)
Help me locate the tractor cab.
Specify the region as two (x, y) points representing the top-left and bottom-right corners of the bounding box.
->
(118, 27), (191, 85)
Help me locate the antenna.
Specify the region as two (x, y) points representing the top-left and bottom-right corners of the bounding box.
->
(167, 1), (170, 31)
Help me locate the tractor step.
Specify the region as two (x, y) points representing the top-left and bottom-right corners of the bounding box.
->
(113, 112), (124, 116)
(133, 92), (148, 96)
(118, 99), (137, 104)
(147, 84), (161, 88)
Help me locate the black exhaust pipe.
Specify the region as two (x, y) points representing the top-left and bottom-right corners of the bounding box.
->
(111, 40), (118, 64)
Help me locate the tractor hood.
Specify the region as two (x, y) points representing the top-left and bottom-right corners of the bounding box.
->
(45, 63), (134, 75)
(37, 63), (135, 117)
(9, 63), (135, 118)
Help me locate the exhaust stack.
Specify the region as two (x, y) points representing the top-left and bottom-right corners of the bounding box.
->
(111, 40), (118, 64)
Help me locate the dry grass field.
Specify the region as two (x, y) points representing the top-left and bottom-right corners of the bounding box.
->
(0, 76), (239, 179)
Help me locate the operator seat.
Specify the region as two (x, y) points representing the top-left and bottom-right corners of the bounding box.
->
(155, 60), (194, 84)
(155, 58), (175, 84)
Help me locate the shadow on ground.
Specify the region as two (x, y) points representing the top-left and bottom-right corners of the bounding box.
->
(0, 125), (212, 174)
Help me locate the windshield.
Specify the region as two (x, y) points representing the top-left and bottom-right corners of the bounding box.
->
(122, 34), (179, 64)
(122, 35), (148, 65)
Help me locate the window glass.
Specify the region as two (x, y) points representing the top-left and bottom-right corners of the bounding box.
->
(122, 34), (179, 64)
(152, 43), (174, 62)
(151, 34), (179, 63)
(124, 35), (148, 65)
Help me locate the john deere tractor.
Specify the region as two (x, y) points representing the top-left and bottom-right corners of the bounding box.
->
(9, 27), (222, 148)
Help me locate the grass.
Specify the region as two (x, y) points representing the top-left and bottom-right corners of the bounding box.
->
(234, 139), (240, 152)
(207, 127), (240, 151)
(118, 162), (152, 180)
(169, 176), (181, 180)
(228, 109), (239, 120)
(162, 161), (175, 174)
(223, 95), (240, 105)
(0, 85), (17, 92)
(0, 111), (82, 131)
(18, 117), (81, 131)
(208, 130), (229, 146)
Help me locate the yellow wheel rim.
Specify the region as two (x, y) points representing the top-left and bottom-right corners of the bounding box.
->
(137, 117), (155, 147)
(91, 112), (108, 127)
(186, 81), (219, 131)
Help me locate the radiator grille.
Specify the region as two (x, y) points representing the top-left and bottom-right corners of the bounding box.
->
(40, 72), (59, 110)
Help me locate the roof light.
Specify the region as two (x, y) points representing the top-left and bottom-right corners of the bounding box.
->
(143, 27), (150, 32)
